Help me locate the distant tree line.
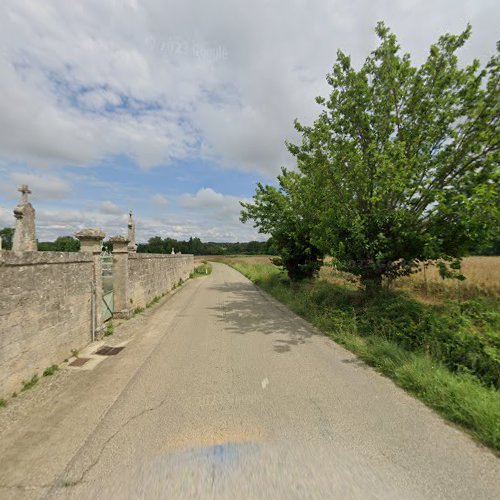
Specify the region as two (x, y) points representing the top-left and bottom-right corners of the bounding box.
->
(137, 236), (274, 255)
(37, 236), (81, 252)
(2, 226), (498, 259)
(0, 228), (273, 255)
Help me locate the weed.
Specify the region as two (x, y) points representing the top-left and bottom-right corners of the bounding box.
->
(0, 399), (6, 408)
(12, 392), (17, 398)
(146, 296), (161, 308)
(104, 322), (114, 336)
(134, 306), (144, 315)
(71, 349), (79, 358)
(43, 364), (59, 377)
(191, 263), (213, 278)
(21, 374), (39, 392)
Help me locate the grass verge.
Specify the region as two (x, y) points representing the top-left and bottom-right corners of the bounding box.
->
(190, 261), (213, 278)
(225, 259), (500, 452)
(104, 321), (114, 336)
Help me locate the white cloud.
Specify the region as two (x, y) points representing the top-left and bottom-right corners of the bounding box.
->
(0, 1), (498, 241)
(0, 205), (12, 228)
(1, 172), (72, 201)
(1, 0), (497, 175)
(151, 193), (168, 206)
(179, 188), (229, 210)
(175, 188), (256, 241)
(99, 200), (123, 215)
(0, 202), (262, 242)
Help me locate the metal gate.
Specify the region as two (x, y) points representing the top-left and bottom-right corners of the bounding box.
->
(101, 249), (113, 322)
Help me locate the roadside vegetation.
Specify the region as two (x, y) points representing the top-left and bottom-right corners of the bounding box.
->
(190, 261), (213, 278)
(223, 256), (500, 451)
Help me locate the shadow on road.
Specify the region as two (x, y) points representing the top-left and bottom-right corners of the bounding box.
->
(207, 281), (319, 354)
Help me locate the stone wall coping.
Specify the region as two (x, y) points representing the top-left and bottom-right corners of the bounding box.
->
(75, 228), (106, 241)
(0, 251), (94, 267)
(109, 235), (130, 243)
(128, 253), (193, 260)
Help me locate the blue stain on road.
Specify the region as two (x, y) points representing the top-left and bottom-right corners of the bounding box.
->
(166, 441), (259, 473)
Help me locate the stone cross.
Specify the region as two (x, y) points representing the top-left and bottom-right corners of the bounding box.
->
(19, 184), (31, 204)
(12, 184), (37, 252)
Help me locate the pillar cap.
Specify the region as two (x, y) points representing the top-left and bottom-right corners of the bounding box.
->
(109, 235), (130, 243)
(75, 229), (105, 241)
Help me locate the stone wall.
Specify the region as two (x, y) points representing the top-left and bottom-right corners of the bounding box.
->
(128, 254), (194, 309)
(0, 249), (194, 398)
(0, 252), (95, 396)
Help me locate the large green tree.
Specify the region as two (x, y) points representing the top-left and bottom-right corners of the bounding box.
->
(240, 169), (323, 280)
(281, 23), (498, 291)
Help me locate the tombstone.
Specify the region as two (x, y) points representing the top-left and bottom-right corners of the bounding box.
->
(127, 211), (137, 253)
(12, 185), (37, 252)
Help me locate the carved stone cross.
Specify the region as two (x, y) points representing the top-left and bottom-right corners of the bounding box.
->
(18, 184), (31, 204)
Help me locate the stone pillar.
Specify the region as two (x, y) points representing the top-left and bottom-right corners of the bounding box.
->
(12, 185), (37, 252)
(75, 229), (106, 337)
(127, 211), (137, 253)
(109, 235), (131, 319)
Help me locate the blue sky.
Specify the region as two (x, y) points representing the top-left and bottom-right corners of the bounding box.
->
(0, 0), (498, 242)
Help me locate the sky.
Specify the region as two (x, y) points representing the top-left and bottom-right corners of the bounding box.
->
(0, 0), (498, 243)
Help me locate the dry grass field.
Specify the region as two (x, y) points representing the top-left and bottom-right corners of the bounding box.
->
(200, 254), (500, 301)
(394, 257), (500, 299)
(320, 256), (500, 300)
(196, 255), (273, 265)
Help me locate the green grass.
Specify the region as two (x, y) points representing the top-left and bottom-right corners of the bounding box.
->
(21, 373), (39, 392)
(104, 321), (114, 336)
(190, 262), (212, 278)
(146, 296), (161, 308)
(43, 364), (59, 377)
(226, 259), (500, 452)
(133, 306), (145, 315)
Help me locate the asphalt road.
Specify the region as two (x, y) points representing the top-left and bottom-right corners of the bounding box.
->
(0, 262), (499, 499)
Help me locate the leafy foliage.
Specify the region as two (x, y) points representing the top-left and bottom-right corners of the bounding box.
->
(37, 236), (80, 252)
(0, 227), (14, 250)
(245, 23), (499, 292)
(240, 169), (323, 280)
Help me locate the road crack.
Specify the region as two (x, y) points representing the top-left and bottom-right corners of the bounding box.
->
(61, 395), (171, 488)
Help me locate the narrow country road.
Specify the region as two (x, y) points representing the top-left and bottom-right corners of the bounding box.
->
(0, 263), (499, 499)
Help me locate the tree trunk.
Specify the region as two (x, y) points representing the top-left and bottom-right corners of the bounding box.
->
(361, 273), (383, 296)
